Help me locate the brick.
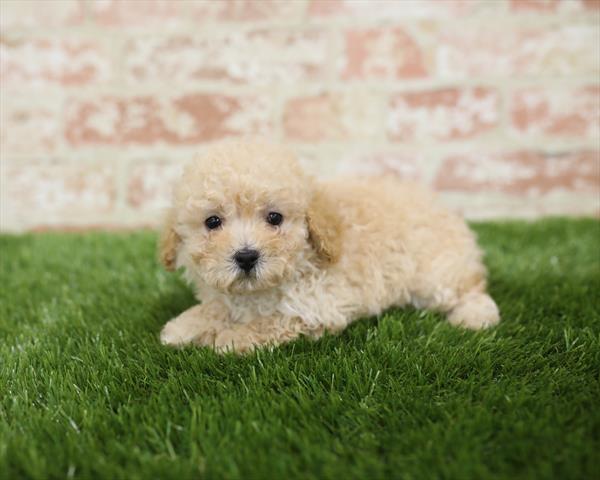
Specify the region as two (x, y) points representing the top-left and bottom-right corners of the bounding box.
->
(125, 30), (330, 85)
(27, 223), (153, 232)
(0, 37), (110, 87)
(65, 94), (272, 146)
(283, 92), (380, 141)
(511, 86), (600, 138)
(510, 0), (557, 11)
(190, 0), (306, 21)
(2, 162), (115, 216)
(89, 0), (305, 26)
(0, 0), (84, 30)
(336, 152), (424, 179)
(438, 193), (600, 219)
(127, 162), (183, 211)
(308, 0), (493, 18)
(342, 28), (427, 80)
(387, 87), (499, 142)
(0, 98), (62, 154)
(436, 23), (600, 77)
(509, 0), (600, 12)
(296, 150), (425, 179)
(435, 151), (600, 195)
(88, 0), (187, 27)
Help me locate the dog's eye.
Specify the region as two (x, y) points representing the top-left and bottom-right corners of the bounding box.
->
(204, 215), (222, 230)
(266, 212), (283, 226)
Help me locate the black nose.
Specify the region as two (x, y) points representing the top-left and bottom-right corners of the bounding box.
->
(234, 249), (260, 273)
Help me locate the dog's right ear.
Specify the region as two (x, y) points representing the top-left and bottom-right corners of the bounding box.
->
(307, 186), (343, 264)
(158, 209), (181, 271)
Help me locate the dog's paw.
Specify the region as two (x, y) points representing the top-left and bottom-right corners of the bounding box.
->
(160, 318), (216, 347)
(160, 320), (194, 347)
(213, 328), (262, 354)
(448, 293), (500, 330)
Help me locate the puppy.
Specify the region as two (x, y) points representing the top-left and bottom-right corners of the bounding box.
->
(159, 141), (500, 352)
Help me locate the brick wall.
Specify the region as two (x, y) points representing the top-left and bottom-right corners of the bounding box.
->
(1, 0), (599, 231)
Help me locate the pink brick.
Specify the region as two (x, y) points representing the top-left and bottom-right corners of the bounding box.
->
(387, 87), (499, 142)
(510, 0), (600, 12)
(190, 0), (306, 21)
(89, 0), (305, 25)
(437, 23), (599, 77)
(511, 86), (600, 138)
(65, 94), (272, 146)
(435, 151), (600, 195)
(338, 152), (424, 180)
(125, 30), (330, 85)
(297, 150), (425, 180)
(3, 162), (115, 215)
(0, 38), (110, 87)
(0, 99), (62, 154)
(0, 0), (85, 29)
(342, 28), (427, 80)
(89, 0), (187, 27)
(309, 0), (490, 18)
(127, 162), (183, 210)
(283, 92), (380, 142)
(510, 0), (557, 11)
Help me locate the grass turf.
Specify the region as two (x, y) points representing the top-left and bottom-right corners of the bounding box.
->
(0, 218), (599, 480)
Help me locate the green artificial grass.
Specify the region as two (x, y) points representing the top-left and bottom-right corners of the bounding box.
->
(0, 218), (599, 480)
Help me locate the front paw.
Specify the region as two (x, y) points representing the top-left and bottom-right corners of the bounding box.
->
(160, 318), (215, 347)
(160, 320), (192, 347)
(213, 328), (262, 354)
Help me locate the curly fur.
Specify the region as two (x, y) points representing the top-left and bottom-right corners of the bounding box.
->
(159, 141), (500, 353)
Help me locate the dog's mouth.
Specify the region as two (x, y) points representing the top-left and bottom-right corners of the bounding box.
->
(229, 260), (284, 293)
(228, 263), (260, 288)
(215, 255), (287, 293)
(226, 273), (262, 294)
(237, 270), (258, 281)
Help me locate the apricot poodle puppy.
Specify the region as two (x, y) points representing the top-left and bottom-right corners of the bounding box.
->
(159, 141), (500, 353)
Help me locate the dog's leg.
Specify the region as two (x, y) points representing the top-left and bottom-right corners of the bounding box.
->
(211, 315), (320, 354)
(162, 307), (320, 353)
(412, 287), (499, 331)
(411, 261), (500, 330)
(160, 303), (225, 347)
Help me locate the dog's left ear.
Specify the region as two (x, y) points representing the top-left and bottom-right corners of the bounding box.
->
(307, 186), (343, 264)
(158, 209), (181, 271)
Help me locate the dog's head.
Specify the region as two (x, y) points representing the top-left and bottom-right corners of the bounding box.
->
(159, 141), (341, 294)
